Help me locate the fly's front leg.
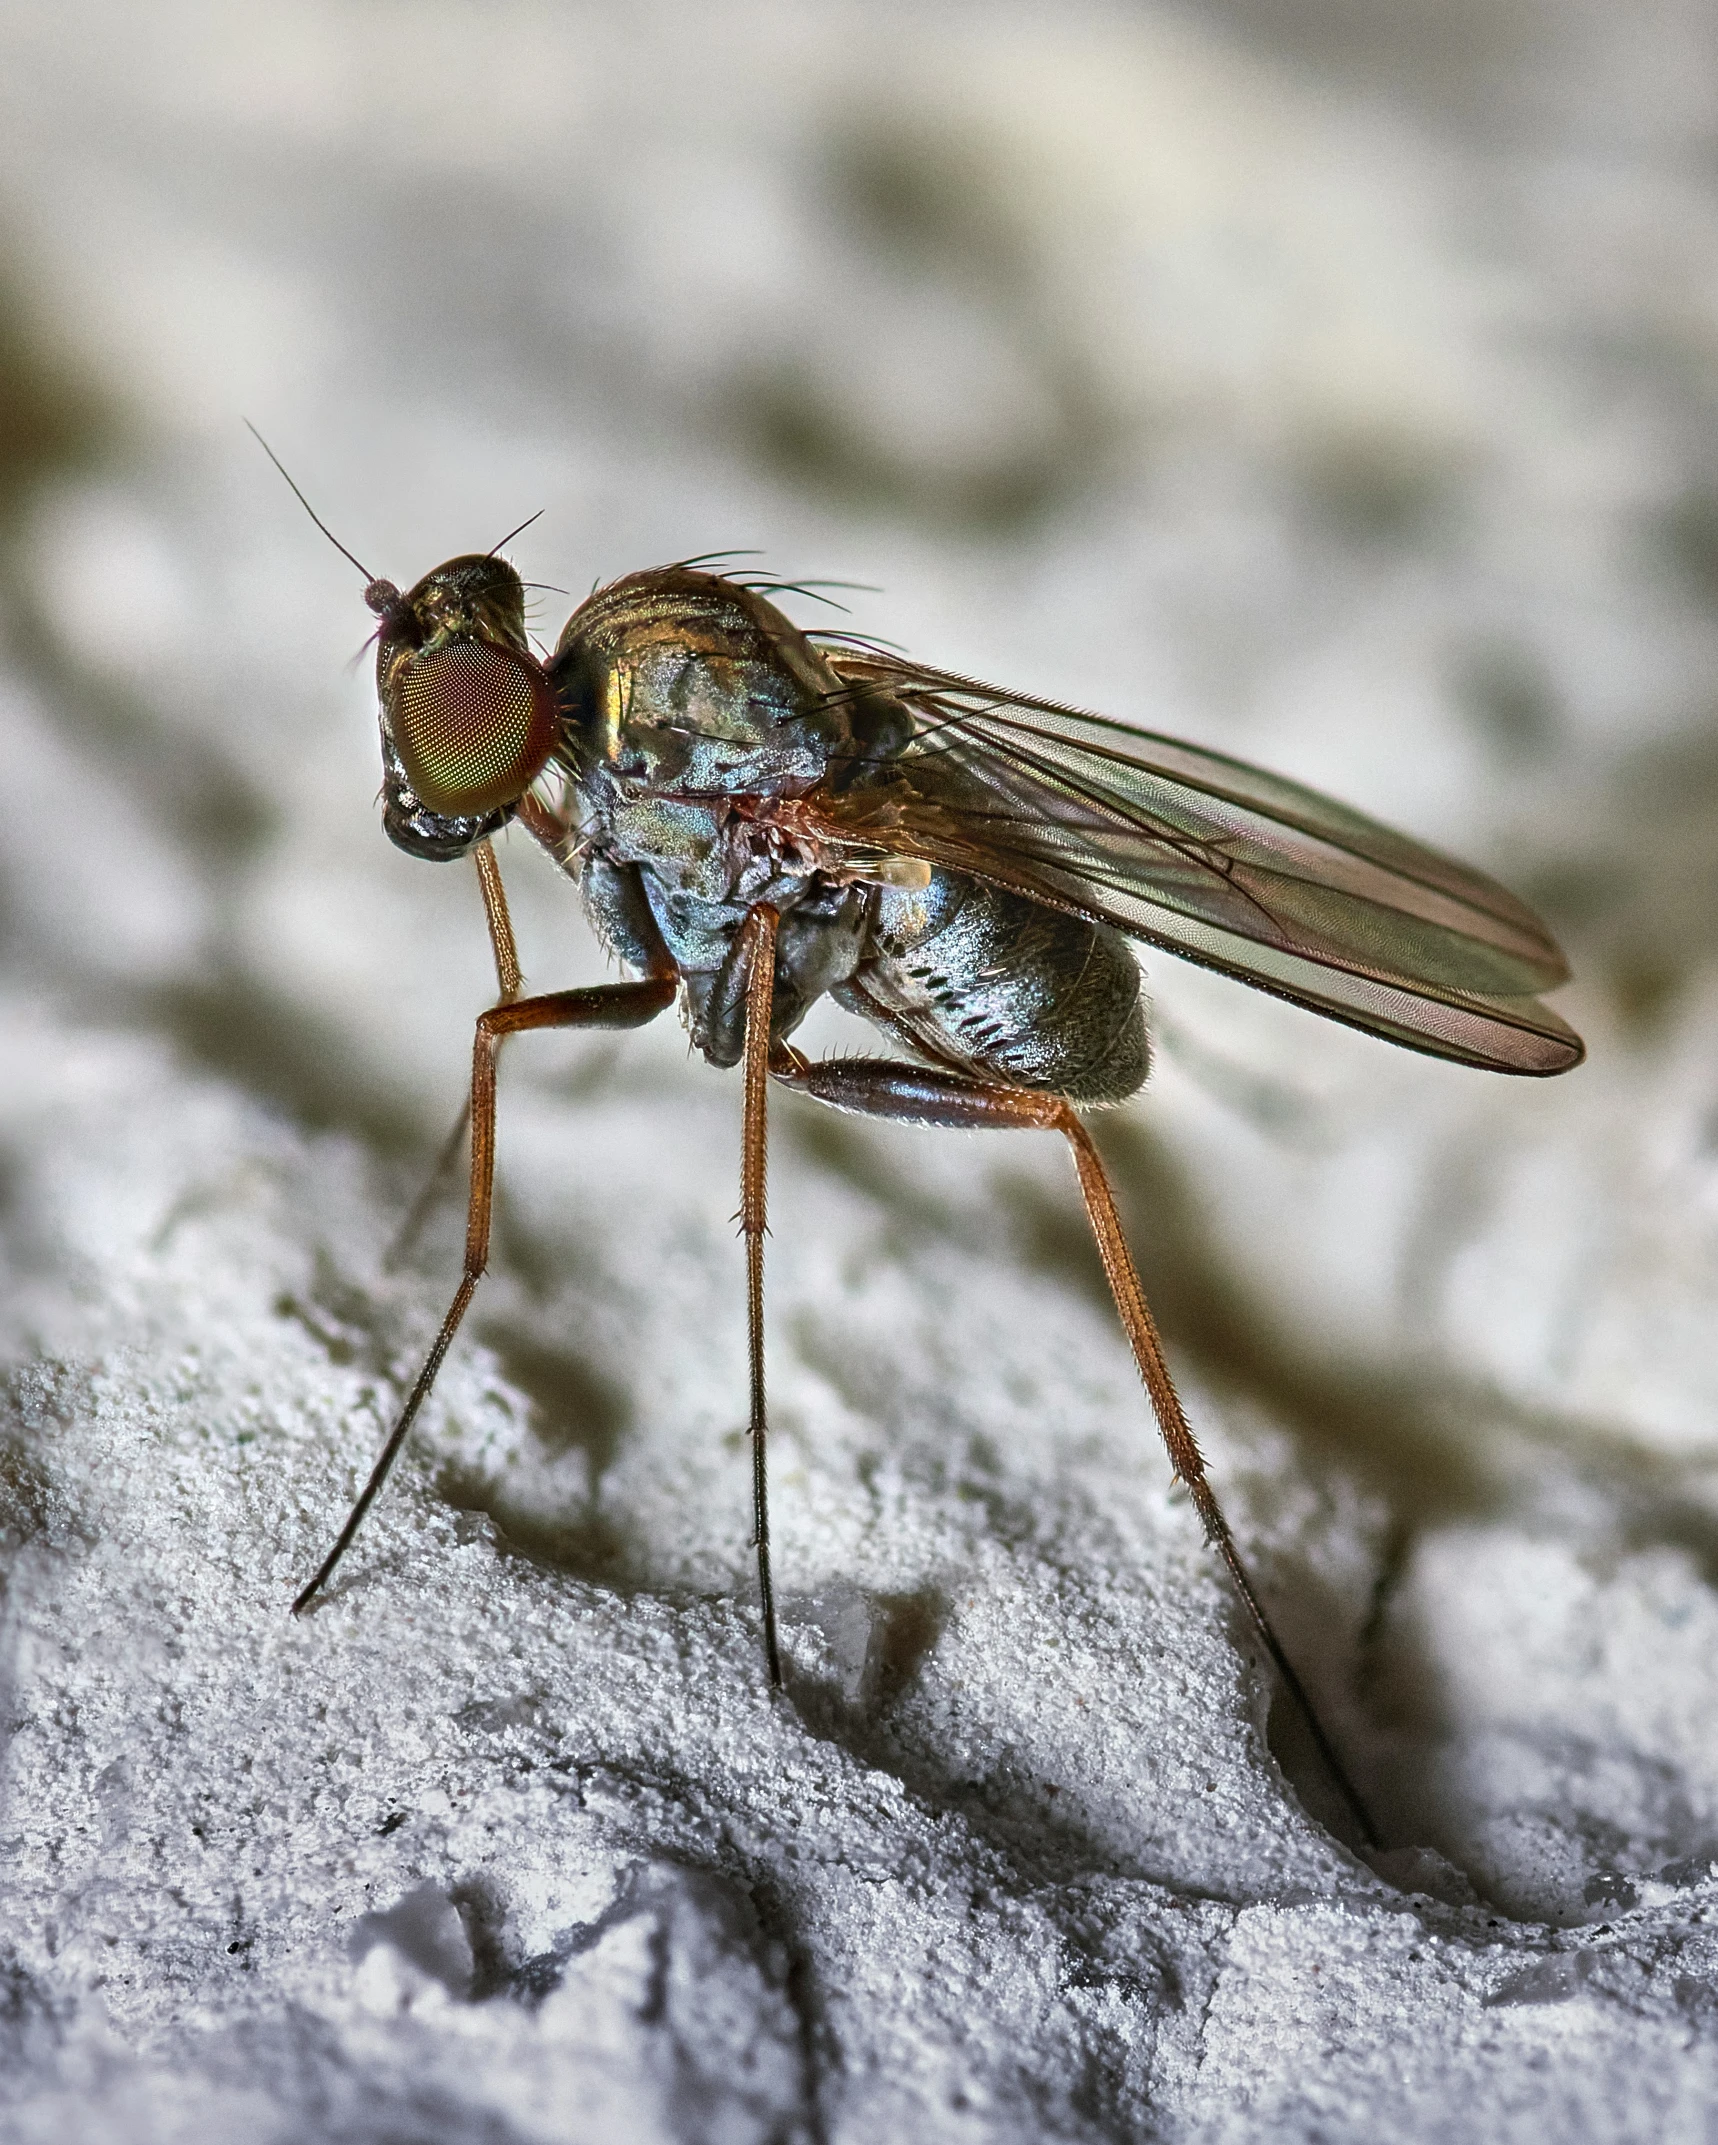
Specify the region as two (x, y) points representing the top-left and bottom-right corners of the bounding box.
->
(293, 970), (677, 1614)
(771, 1052), (1378, 1846)
(387, 840), (527, 1270)
(386, 841), (676, 1270)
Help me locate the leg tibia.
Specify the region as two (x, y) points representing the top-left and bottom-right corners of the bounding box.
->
(772, 1047), (1378, 1842)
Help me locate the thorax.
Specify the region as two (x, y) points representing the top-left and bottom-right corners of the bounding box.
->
(552, 569), (882, 913)
(548, 568), (905, 1055)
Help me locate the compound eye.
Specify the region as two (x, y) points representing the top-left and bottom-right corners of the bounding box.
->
(389, 640), (558, 815)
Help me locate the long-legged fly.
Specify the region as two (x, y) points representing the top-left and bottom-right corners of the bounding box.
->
(259, 436), (1583, 1846)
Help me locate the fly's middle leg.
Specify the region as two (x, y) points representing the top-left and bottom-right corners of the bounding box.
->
(734, 904), (784, 1688)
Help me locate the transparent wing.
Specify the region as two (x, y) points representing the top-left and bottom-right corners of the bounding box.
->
(805, 650), (1583, 1075)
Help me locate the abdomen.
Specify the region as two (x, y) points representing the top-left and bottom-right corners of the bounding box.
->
(839, 869), (1149, 1105)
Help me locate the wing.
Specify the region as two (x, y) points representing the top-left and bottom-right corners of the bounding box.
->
(802, 649), (1583, 1075)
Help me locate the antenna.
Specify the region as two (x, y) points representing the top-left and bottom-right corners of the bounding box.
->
(245, 420), (383, 589)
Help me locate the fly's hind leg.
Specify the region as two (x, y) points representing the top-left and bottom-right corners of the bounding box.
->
(293, 966), (677, 1613)
(771, 1050), (1379, 1847)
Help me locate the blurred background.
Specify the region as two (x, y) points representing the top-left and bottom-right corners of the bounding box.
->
(3, 0), (1718, 1946)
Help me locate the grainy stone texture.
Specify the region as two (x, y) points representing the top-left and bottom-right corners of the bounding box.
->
(0, 2), (1715, 2139)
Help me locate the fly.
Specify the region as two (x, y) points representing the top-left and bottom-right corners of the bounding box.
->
(259, 438), (1584, 1848)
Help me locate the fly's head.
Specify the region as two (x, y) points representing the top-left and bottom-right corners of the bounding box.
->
(246, 431), (558, 860)
(371, 555), (560, 861)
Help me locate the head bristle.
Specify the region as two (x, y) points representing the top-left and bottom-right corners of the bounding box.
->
(487, 507), (545, 559)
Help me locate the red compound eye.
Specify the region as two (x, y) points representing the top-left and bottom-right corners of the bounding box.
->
(390, 640), (558, 815)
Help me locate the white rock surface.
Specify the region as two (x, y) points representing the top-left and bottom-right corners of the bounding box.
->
(0, 2), (1716, 2139)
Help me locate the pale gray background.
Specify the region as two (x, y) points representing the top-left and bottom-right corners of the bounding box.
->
(0, 2), (1715, 2139)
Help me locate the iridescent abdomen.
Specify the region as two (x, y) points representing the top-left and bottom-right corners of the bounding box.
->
(840, 868), (1149, 1105)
